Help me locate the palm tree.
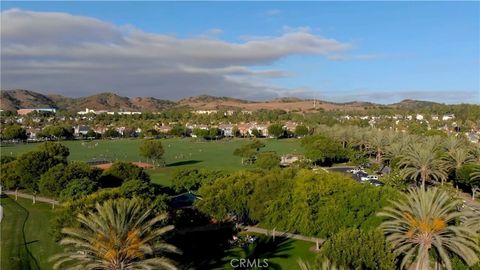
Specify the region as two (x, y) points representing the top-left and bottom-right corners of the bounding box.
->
(398, 140), (448, 188)
(385, 137), (410, 168)
(446, 148), (474, 181)
(470, 166), (480, 181)
(378, 188), (479, 270)
(368, 131), (389, 164)
(51, 198), (180, 270)
(443, 136), (467, 155)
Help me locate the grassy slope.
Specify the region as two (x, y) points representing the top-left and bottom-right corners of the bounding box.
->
(0, 195), (315, 270)
(1, 138), (303, 186)
(0, 196), (62, 270)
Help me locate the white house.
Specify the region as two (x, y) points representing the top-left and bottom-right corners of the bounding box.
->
(416, 114), (424, 121)
(442, 114), (455, 121)
(74, 125), (90, 136)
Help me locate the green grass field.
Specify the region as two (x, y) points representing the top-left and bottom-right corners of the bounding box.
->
(1, 138), (310, 269)
(228, 233), (317, 269)
(1, 138), (304, 186)
(0, 196), (62, 270)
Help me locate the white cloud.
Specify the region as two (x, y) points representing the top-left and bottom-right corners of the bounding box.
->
(1, 9), (352, 99)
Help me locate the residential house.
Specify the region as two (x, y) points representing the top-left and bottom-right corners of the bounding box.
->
(283, 121), (298, 132)
(74, 125), (90, 137)
(192, 110), (218, 115)
(237, 123), (253, 137)
(254, 123), (269, 137)
(416, 114), (424, 121)
(219, 123), (234, 137)
(156, 124), (172, 134)
(442, 114), (455, 121)
(280, 154), (304, 167)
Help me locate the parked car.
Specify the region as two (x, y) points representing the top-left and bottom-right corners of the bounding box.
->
(360, 175), (378, 181)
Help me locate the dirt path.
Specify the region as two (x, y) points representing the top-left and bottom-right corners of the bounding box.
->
(457, 192), (480, 214)
(239, 225), (324, 247)
(3, 191), (59, 205)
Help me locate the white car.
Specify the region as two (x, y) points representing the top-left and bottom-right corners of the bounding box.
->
(361, 175), (378, 181)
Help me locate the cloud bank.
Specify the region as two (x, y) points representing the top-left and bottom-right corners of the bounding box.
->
(1, 9), (352, 100)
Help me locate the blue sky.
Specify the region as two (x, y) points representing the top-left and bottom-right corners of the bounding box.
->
(1, 1), (479, 103)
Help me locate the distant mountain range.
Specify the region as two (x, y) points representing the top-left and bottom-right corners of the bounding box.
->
(0, 89), (446, 113)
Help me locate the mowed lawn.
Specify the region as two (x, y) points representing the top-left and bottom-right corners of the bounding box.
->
(225, 234), (317, 270)
(0, 196), (62, 270)
(1, 138), (304, 186)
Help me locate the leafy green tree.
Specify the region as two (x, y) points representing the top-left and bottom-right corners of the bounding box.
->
(171, 168), (226, 192)
(139, 139), (165, 166)
(16, 150), (63, 191)
(100, 162), (150, 188)
(169, 125), (187, 137)
(378, 188), (480, 270)
(302, 135), (346, 165)
(294, 125), (309, 137)
(39, 162), (101, 197)
(51, 198), (180, 269)
(233, 145), (256, 165)
(268, 124), (284, 138)
(38, 141), (70, 161)
(39, 125), (74, 139)
(85, 129), (99, 138)
(0, 161), (21, 189)
(319, 229), (395, 270)
(0, 155), (15, 164)
(103, 128), (121, 138)
(255, 152), (280, 170)
(262, 170), (397, 238)
(251, 128), (262, 138)
(249, 139), (266, 151)
(196, 171), (257, 221)
(232, 126), (240, 137)
(143, 128), (159, 137)
(248, 169), (294, 221)
(192, 128), (209, 139)
(233, 140), (266, 165)
(208, 127), (221, 139)
(1, 125), (27, 140)
(120, 179), (155, 198)
(59, 178), (99, 201)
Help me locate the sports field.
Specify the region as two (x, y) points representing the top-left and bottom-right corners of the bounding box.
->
(1, 138), (304, 186)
